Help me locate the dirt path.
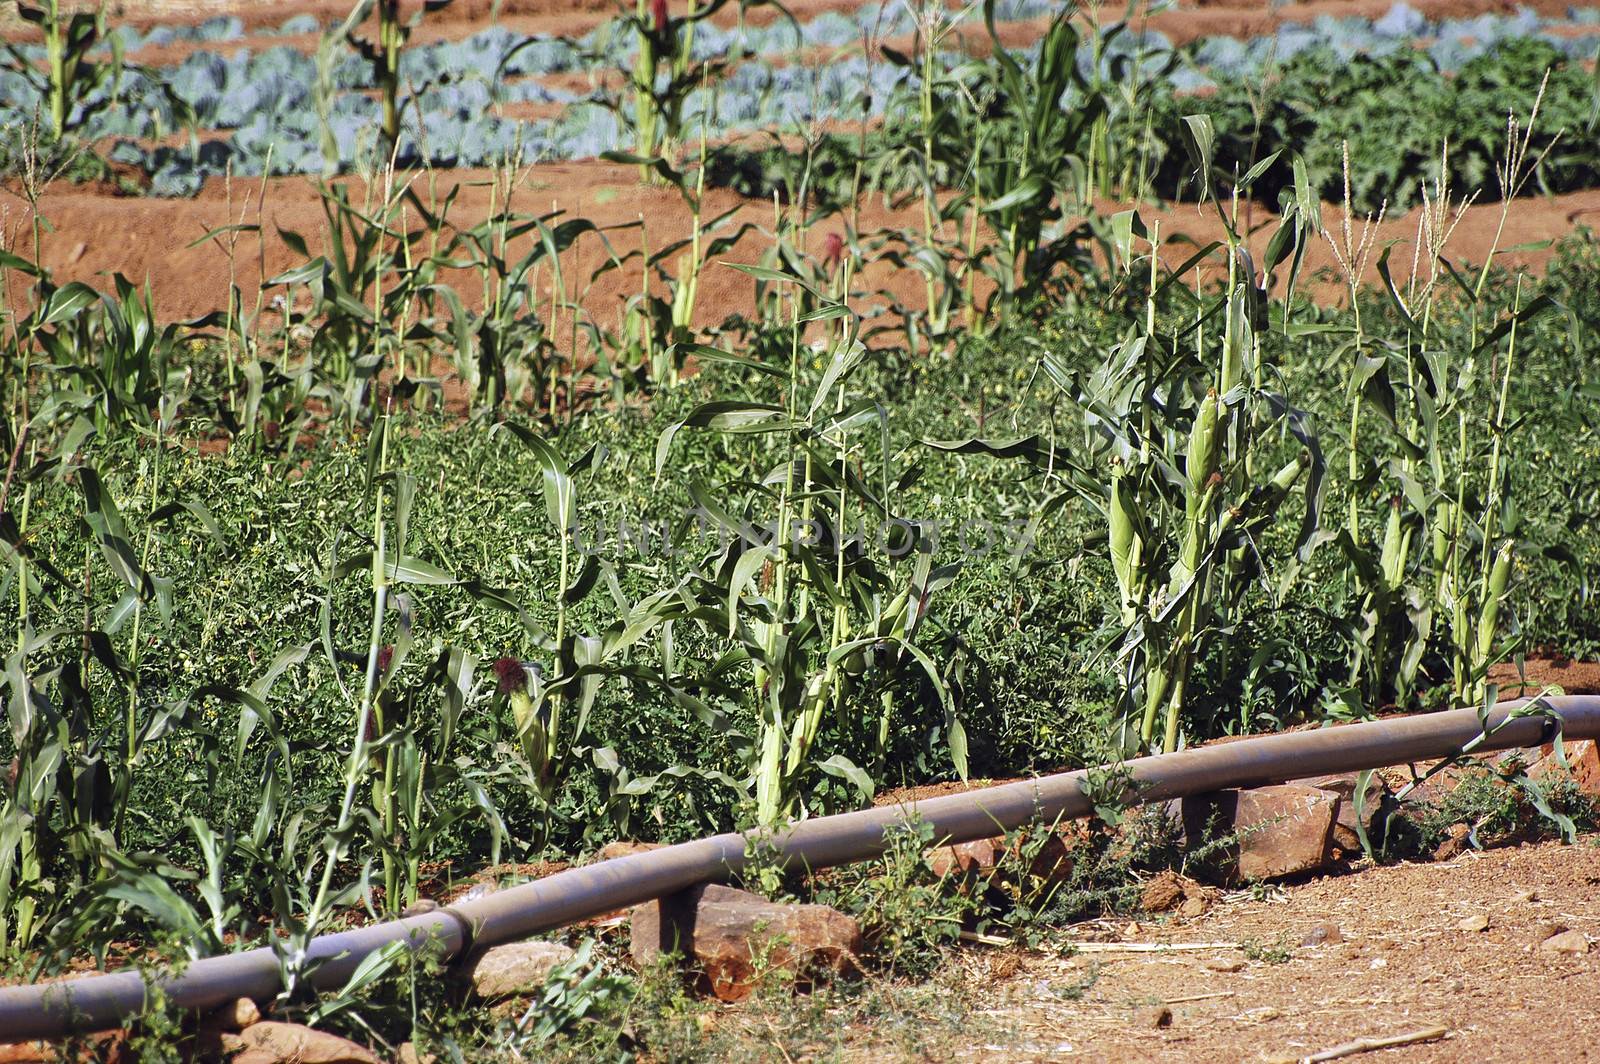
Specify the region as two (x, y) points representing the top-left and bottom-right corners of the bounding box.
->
(948, 837), (1600, 1063)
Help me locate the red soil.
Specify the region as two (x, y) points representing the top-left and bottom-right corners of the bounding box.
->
(3, 160), (1593, 328)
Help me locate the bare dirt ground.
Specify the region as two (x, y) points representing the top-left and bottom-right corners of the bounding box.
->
(940, 836), (1600, 1063)
(1490, 658), (1600, 700)
(5, 0), (1595, 329)
(4, 161), (1595, 326)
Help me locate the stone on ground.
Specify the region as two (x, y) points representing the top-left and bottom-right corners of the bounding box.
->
(461, 939), (576, 999)
(1530, 738), (1600, 797)
(221, 1022), (380, 1064)
(631, 883), (865, 1002)
(1299, 921), (1343, 946)
(1290, 772), (1391, 851)
(1540, 929), (1590, 955)
(1139, 869), (1213, 916)
(1183, 784), (1340, 881)
(925, 836), (1007, 879)
(1136, 1004), (1173, 1029)
(924, 831), (1074, 884)
(212, 996), (261, 1031)
(1433, 823), (1473, 861)
(597, 840), (664, 861)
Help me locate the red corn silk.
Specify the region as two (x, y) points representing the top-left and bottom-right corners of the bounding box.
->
(822, 231), (844, 269)
(493, 655), (528, 695)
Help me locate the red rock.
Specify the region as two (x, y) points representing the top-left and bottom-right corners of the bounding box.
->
(1529, 738), (1600, 797)
(212, 996), (262, 1031)
(461, 939), (576, 999)
(1540, 929), (1590, 955)
(0, 1033), (126, 1063)
(1185, 785), (1339, 881)
(1291, 773), (1391, 851)
(1140, 870), (1186, 912)
(926, 837), (1006, 879)
(1300, 921), (1344, 946)
(925, 830), (1074, 884)
(630, 883), (865, 1001)
(1433, 822), (1472, 861)
(221, 1022), (380, 1064)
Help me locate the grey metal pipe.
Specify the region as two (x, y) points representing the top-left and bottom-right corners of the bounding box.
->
(2, 697), (1592, 1041)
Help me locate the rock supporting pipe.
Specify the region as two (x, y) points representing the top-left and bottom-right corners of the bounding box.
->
(1, 697), (1593, 1040)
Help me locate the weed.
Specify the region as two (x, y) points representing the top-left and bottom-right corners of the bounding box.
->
(1240, 934), (1293, 965)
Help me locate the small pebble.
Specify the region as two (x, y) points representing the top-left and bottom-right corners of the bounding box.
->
(1531, 921), (1570, 945)
(1541, 930), (1590, 956)
(1138, 1005), (1173, 1029)
(1510, 889), (1539, 904)
(1457, 913), (1490, 933)
(1300, 922), (1343, 947)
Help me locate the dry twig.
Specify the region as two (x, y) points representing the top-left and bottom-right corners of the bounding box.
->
(1267, 1025), (1449, 1064)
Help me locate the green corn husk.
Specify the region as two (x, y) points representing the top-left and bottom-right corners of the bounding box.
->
(1271, 451), (1308, 494)
(1473, 540), (1515, 669)
(755, 710), (785, 825)
(784, 672), (829, 776)
(1186, 391), (1222, 501)
(1220, 286), (1248, 394)
(510, 689), (548, 779)
(1170, 474), (1222, 595)
(1109, 462), (1142, 624)
(1216, 451), (1305, 544)
(1140, 651), (1171, 746)
(1432, 501), (1452, 569)
(1380, 497), (1411, 592)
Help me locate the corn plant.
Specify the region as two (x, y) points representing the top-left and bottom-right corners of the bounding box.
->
(1075, 2), (1177, 202)
(969, 0), (1105, 313)
(623, 0), (702, 180)
(339, 0), (456, 152)
(485, 424), (700, 843)
(1333, 88), (1561, 710)
(0, 246), (202, 443)
(184, 157), (274, 431)
(595, 135), (761, 388)
(0, 442), (244, 957)
(934, 149), (1325, 752)
(4, 0), (123, 142)
(429, 201), (610, 414)
(657, 263), (962, 825)
(868, 0), (978, 342)
(266, 173), (437, 426)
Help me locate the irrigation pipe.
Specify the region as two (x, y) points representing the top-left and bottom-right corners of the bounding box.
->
(3, 696), (1596, 1040)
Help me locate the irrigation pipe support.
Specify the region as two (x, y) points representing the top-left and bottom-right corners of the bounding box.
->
(3, 696), (1596, 1040)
